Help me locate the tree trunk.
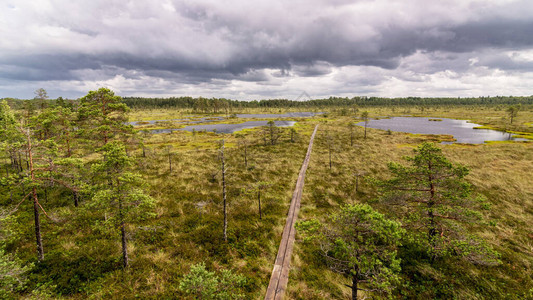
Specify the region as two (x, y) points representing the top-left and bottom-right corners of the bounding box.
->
(18, 152), (23, 172)
(65, 131), (72, 157)
(352, 266), (359, 300)
(222, 140), (227, 242)
(427, 165), (437, 260)
(118, 193), (129, 268)
(74, 191), (79, 207)
(32, 188), (44, 261)
(27, 129), (44, 261)
(121, 220), (128, 268)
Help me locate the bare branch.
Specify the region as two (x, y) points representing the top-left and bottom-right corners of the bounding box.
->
(9, 192), (32, 215)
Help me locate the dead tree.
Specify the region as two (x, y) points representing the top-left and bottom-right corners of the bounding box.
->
(348, 123), (355, 146)
(255, 181), (271, 220)
(220, 140), (228, 242)
(361, 111), (369, 139)
(353, 171), (367, 194)
(235, 133), (248, 167)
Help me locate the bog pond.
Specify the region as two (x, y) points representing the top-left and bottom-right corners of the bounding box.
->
(132, 112), (320, 134)
(150, 120), (297, 134)
(356, 117), (528, 144)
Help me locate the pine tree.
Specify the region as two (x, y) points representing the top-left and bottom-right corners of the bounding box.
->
(90, 141), (155, 268)
(78, 88), (131, 147)
(179, 263), (246, 299)
(379, 142), (499, 264)
(297, 204), (404, 300)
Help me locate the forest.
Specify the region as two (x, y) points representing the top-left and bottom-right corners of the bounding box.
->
(1, 88), (532, 299)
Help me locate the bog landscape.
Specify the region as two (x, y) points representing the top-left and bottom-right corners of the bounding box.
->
(3, 1), (533, 299)
(0, 91), (532, 299)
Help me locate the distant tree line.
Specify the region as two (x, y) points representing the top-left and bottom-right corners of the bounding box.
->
(122, 95), (533, 110)
(2, 95), (533, 112)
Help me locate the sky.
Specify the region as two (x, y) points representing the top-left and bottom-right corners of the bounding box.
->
(1, 0), (533, 100)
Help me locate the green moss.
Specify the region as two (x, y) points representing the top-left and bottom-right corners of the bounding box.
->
(473, 125), (495, 130)
(407, 133), (455, 142)
(511, 134), (533, 140)
(484, 140), (518, 145)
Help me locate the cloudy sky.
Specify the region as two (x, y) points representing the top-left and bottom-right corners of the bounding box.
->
(1, 0), (533, 100)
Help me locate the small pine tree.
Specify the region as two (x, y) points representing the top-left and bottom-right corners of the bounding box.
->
(297, 204), (404, 300)
(506, 104), (520, 124)
(379, 142), (500, 264)
(179, 263), (246, 300)
(90, 141), (155, 268)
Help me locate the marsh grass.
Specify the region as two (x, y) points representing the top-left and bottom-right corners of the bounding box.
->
(290, 113), (533, 299)
(2, 106), (532, 298)
(68, 119), (319, 298)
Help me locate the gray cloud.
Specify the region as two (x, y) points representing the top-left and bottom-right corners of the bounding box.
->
(1, 0), (533, 98)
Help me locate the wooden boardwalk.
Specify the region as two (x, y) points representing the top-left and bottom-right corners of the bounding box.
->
(265, 124), (319, 300)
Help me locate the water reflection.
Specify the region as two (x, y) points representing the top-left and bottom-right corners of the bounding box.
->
(128, 112), (319, 126)
(147, 120), (297, 134)
(356, 117), (527, 144)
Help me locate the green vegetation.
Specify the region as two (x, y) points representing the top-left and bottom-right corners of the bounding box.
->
(0, 91), (532, 299)
(179, 263), (247, 300)
(297, 204), (404, 300)
(379, 142), (499, 263)
(506, 104), (521, 124)
(119, 95), (533, 110)
(0, 249), (31, 298)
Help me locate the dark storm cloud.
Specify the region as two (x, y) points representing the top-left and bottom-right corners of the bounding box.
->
(478, 53), (533, 72)
(449, 20), (533, 51)
(0, 54), (102, 81)
(1, 0), (533, 98)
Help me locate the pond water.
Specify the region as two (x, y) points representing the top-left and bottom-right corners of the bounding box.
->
(147, 120), (297, 134)
(356, 117), (528, 144)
